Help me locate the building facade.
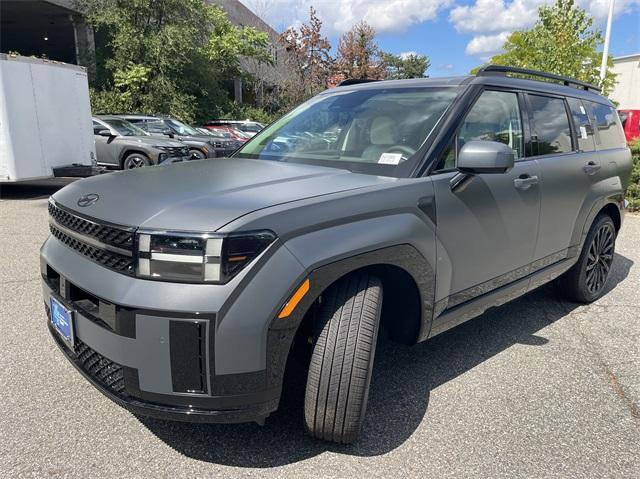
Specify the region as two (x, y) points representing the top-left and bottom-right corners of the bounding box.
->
(610, 53), (640, 110)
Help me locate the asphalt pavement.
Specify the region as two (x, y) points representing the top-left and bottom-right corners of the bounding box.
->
(1, 179), (638, 478)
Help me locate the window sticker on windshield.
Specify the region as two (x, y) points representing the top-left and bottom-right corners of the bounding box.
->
(378, 153), (403, 165)
(580, 126), (588, 139)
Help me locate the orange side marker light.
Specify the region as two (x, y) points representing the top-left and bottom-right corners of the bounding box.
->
(278, 279), (310, 319)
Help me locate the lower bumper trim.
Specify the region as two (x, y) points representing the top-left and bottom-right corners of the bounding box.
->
(49, 324), (278, 424)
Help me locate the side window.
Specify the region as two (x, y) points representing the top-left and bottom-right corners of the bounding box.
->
(146, 120), (167, 133)
(435, 90), (524, 171)
(587, 102), (626, 150)
(92, 121), (105, 135)
(567, 97), (595, 152)
(528, 94), (573, 155)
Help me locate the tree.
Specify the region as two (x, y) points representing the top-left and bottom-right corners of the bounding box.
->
(76, 0), (273, 121)
(383, 52), (430, 79)
(336, 21), (385, 80)
(280, 7), (333, 106)
(478, 0), (615, 94)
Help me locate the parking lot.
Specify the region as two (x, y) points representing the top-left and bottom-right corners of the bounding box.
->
(1, 180), (638, 478)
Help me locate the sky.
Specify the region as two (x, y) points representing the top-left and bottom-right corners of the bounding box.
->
(242, 0), (640, 76)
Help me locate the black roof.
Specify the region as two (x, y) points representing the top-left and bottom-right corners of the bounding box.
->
(334, 65), (610, 105)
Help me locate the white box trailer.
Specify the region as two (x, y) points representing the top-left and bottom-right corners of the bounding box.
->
(0, 53), (99, 182)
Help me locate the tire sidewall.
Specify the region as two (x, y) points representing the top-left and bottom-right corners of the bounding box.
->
(123, 153), (150, 169)
(575, 215), (616, 302)
(190, 149), (206, 160)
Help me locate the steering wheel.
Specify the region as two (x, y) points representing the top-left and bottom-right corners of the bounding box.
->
(385, 145), (416, 158)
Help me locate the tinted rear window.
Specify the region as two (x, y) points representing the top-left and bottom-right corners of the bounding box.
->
(567, 97), (595, 152)
(528, 94), (573, 155)
(587, 102), (626, 150)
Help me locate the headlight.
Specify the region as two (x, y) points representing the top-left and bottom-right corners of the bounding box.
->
(136, 230), (276, 283)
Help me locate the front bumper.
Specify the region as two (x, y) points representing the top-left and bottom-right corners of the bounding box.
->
(40, 232), (306, 423)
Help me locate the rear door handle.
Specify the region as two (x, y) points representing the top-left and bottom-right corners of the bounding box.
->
(514, 174), (539, 190)
(583, 161), (601, 175)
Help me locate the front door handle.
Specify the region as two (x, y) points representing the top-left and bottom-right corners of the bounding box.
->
(583, 161), (601, 175)
(514, 174), (539, 190)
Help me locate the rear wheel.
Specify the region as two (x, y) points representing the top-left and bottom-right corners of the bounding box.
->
(304, 272), (382, 444)
(556, 213), (616, 303)
(122, 153), (150, 169)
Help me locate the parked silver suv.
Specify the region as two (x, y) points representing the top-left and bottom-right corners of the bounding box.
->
(93, 116), (189, 169)
(44, 66), (632, 444)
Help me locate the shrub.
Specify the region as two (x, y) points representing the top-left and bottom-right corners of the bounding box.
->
(627, 139), (640, 212)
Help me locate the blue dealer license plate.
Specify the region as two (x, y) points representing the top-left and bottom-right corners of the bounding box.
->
(50, 296), (74, 347)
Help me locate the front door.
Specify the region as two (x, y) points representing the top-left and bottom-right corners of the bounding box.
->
(92, 120), (117, 166)
(431, 89), (541, 310)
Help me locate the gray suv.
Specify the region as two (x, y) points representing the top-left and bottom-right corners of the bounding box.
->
(43, 66), (632, 444)
(93, 116), (189, 169)
(120, 115), (237, 159)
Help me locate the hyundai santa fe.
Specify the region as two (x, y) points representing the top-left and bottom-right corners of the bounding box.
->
(42, 66), (632, 444)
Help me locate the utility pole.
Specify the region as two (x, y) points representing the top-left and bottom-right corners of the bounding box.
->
(600, 0), (615, 82)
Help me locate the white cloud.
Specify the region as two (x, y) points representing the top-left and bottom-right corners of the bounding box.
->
(399, 51), (418, 59)
(450, 0), (640, 58)
(465, 32), (511, 56)
(240, 0), (452, 34)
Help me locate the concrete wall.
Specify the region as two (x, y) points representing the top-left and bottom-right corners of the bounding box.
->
(610, 54), (640, 110)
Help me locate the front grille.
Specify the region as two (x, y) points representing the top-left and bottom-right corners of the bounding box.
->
(50, 224), (135, 275)
(74, 340), (127, 397)
(48, 202), (134, 249)
(161, 146), (189, 158)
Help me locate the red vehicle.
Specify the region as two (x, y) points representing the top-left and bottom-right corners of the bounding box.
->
(201, 124), (250, 143)
(619, 109), (640, 143)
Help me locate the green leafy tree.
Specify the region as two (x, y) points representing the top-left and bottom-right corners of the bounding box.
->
(477, 0), (616, 94)
(77, 0), (273, 121)
(383, 52), (430, 79)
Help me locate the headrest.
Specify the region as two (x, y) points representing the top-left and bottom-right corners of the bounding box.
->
(370, 116), (398, 145)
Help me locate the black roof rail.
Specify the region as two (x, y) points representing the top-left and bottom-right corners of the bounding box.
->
(476, 65), (601, 92)
(337, 78), (381, 87)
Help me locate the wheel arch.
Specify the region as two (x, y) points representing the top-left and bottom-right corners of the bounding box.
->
(265, 244), (434, 404)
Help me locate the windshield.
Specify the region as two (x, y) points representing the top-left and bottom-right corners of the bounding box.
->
(103, 119), (149, 137)
(235, 87), (458, 176)
(166, 119), (200, 136)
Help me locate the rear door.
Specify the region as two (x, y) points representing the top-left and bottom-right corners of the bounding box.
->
(528, 94), (599, 263)
(431, 88), (541, 309)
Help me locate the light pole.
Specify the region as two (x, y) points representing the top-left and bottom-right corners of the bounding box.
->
(600, 0), (615, 83)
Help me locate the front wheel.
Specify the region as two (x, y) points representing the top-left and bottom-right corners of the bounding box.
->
(556, 213), (616, 303)
(304, 272), (382, 444)
(122, 153), (151, 169)
(189, 149), (206, 160)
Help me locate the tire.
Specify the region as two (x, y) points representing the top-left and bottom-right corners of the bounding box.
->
(556, 213), (616, 303)
(189, 149), (206, 160)
(304, 272), (383, 444)
(122, 153), (151, 169)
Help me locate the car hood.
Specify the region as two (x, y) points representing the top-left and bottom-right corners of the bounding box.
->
(116, 136), (184, 148)
(52, 159), (395, 231)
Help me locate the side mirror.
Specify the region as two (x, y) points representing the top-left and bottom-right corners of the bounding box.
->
(450, 140), (515, 192)
(162, 129), (174, 138)
(97, 129), (113, 137)
(457, 140), (515, 175)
